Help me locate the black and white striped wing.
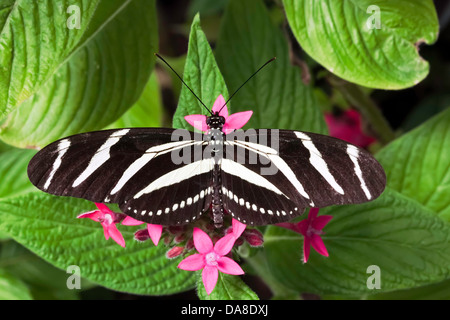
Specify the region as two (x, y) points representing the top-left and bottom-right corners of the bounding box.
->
(221, 129), (386, 225)
(27, 128), (212, 225)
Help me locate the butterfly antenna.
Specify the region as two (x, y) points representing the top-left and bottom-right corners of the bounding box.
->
(218, 57), (276, 114)
(155, 53), (213, 115)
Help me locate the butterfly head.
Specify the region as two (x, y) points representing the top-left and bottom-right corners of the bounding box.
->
(206, 113), (226, 130)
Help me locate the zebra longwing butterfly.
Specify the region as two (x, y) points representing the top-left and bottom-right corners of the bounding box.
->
(27, 57), (386, 228)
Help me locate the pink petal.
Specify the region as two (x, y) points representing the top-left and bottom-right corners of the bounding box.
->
(217, 257), (244, 275)
(95, 203), (111, 214)
(202, 265), (219, 295)
(77, 210), (100, 221)
(102, 224), (110, 240)
(212, 94), (228, 118)
(275, 222), (298, 233)
(308, 208), (320, 220)
(106, 224), (126, 248)
(222, 111), (253, 134)
(312, 215), (333, 231)
(122, 216), (145, 226)
(184, 114), (208, 132)
(147, 224), (163, 246)
(310, 234), (329, 257)
(193, 228), (213, 254)
(325, 110), (375, 148)
(231, 219), (246, 238)
(178, 253), (206, 271)
(296, 219), (309, 236)
(214, 234), (236, 256)
(303, 236), (311, 263)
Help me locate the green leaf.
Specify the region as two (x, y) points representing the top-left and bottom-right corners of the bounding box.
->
(107, 72), (163, 129)
(0, 0), (158, 148)
(0, 0), (100, 117)
(264, 188), (450, 295)
(216, 0), (326, 134)
(0, 240), (83, 300)
(0, 148), (36, 199)
(283, 0), (439, 89)
(376, 107), (450, 221)
(172, 14), (229, 130)
(0, 268), (32, 300)
(196, 272), (259, 300)
(366, 278), (450, 300)
(0, 194), (196, 295)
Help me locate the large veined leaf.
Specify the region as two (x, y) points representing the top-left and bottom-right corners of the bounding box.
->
(0, 0), (158, 148)
(376, 107), (450, 221)
(172, 14), (229, 130)
(0, 148), (36, 199)
(0, 194), (196, 295)
(283, 0), (439, 89)
(216, 0), (327, 134)
(264, 188), (450, 295)
(0, 0), (100, 117)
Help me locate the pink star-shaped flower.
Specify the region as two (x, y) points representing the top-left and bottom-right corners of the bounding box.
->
(77, 203), (126, 248)
(121, 216), (163, 246)
(184, 94), (253, 134)
(277, 208), (333, 263)
(325, 109), (376, 148)
(178, 224), (245, 295)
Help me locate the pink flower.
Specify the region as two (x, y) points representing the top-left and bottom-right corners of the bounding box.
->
(184, 94), (253, 134)
(277, 208), (333, 263)
(230, 218), (246, 239)
(325, 110), (376, 148)
(122, 216), (163, 246)
(178, 228), (244, 295)
(77, 203), (126, 248)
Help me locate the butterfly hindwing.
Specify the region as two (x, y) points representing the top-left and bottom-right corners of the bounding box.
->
(119, 159), (213, 225)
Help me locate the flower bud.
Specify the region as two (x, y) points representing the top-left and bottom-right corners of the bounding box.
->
(166, 246), (184, 259)
(134, 229), (150, 242)
(243, 229), (264, 247)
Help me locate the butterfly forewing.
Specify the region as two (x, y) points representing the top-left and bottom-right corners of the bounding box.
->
(28, 127), (217, 225)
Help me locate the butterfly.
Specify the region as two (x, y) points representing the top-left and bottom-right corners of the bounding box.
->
(27, 55), (386, 228)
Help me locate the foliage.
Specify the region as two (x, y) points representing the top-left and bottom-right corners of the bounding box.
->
(0, 0), (448, 300)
